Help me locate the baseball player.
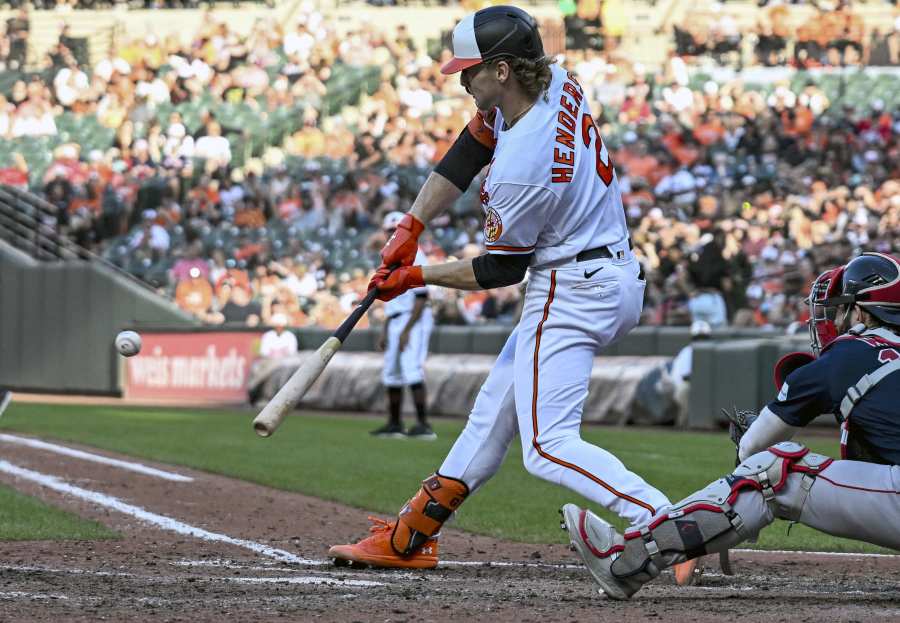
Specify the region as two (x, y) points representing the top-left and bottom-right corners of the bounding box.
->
(329, 7), (695, 581)
(370, 211), (436, 440)
(0, 388), (11, 418)
(561, 252), (900, 599)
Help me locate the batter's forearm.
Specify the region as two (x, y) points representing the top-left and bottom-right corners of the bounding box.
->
(409, 173), (463, 225)
(422, 260), (481, 291)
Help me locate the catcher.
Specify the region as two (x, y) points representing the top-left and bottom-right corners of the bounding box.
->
(562, 252), (900, 599)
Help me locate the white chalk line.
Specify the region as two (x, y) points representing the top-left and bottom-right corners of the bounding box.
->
(171, 558), (324, 569)
(0, 460), (317, 566)
(0, 565), (383, 589)
(2, 563), (892, 598)
(732, 548), (899, 558)
(439, 559), (583, 570)
(229, 576), (384, 587)
(0, 591), (69, 600)
(0, 434), (193, 483)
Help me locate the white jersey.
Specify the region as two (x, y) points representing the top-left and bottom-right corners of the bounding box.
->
(478, 64), (629, 268)
(259, 329), (298, 359)
(384, 248), (429, 317)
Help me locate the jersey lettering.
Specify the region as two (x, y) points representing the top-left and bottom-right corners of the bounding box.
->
(878, 349), (900, 363)
(551, 73), (584, 184)
(555, 126), (575, 150)
(581, 113), (614, 186)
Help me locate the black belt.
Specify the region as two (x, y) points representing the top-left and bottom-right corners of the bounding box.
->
(576, 239), (633, 263)
(576, 246), (613, 262)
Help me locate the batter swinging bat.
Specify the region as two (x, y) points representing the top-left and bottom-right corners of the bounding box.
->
(252, 286), (380, 437)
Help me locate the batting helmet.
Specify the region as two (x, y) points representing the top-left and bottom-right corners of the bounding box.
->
(441, 5), (544, 75)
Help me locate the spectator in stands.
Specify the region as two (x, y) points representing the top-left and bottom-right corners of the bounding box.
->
(220, 283), (261, 327)
(687, 230), (730, 328)
(129, 210), (170, 261)
(193, 121), (232, 168)
(5, 9), (29, 71)
(174, 266), (215, 319)
(10, 4), (896, 337)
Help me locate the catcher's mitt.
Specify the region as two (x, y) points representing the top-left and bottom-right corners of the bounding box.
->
(722, 406), (759, 457)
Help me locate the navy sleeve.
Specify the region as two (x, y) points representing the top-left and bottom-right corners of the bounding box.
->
(766, 356), (834, 427)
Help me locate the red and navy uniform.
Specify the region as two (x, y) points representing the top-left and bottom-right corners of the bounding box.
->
(767, 328), (900, 466)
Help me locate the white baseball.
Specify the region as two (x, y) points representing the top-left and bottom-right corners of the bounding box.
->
(115, 331), (142, 357)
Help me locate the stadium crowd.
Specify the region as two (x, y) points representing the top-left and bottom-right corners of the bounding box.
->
(1, 2), (898, 331)
(671, 0), (900, 68)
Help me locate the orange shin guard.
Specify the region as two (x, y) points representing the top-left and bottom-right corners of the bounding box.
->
(391, 473), (469, 555)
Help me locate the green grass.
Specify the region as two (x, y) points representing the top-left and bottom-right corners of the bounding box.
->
(0, 402), (892, 553)
(0, 482), (118, 541)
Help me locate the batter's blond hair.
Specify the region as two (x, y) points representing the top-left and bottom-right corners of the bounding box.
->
(505, 56), (555, 102)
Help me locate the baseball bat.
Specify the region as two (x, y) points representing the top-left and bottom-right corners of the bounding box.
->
(252, 285), (381, 437)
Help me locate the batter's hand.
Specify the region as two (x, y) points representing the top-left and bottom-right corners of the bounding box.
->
(379, 213), (425, 269)
(372, 266), (424, 302)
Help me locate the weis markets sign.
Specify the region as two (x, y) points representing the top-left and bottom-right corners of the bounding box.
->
(124, 332), (258, 402)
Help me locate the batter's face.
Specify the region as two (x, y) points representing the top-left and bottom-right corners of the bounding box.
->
(460, 60), (508, 111)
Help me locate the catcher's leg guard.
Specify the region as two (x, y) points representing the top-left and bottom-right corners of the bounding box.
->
(565, 442), (832, 598)
(392, 473), (469, 555)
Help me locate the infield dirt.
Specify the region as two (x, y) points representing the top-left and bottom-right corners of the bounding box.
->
(1, 434), (898, 622)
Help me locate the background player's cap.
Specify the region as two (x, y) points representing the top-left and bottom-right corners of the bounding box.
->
(382, 211), (405, 231)
(690, 320), (712, 339)
(441, 5), (544, 75)
(270, 313), (288, 327)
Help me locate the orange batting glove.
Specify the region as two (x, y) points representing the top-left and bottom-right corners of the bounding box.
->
(379, 213), (425, 269)
(373, 266), (424, 302)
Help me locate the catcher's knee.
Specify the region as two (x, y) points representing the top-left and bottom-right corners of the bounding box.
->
(735, 442), (832, 521)
(392, 473), (469, 556)
(606, 442), (833, 581)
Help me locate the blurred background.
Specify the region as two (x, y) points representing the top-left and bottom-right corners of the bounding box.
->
(0, 0), (897, 424)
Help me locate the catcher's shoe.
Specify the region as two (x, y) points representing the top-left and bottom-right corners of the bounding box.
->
(328, 517), (438, 569)
(560, 503), (643, 600)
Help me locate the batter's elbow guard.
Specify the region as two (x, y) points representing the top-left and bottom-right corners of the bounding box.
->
(391, 473), (469, 556)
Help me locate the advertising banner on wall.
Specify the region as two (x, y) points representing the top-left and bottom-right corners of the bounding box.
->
(123, 332), (260, 403)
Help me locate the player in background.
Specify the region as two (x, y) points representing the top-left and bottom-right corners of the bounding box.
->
(330, 6), (695, 582)
(670, 320), (711, 426)
(0, 388), (11, 418)
(371, 211), (436, 440)
(562, 252), (900, 599)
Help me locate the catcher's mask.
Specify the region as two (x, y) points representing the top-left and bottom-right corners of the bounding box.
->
(807, 265), (847, 357)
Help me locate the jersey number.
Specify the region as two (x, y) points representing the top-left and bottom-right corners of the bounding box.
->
(581, 113), (614, 186)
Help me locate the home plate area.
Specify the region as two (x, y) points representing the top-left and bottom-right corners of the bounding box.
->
(0, 435), (898, 622)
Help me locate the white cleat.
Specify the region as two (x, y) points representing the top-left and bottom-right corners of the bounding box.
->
(560, 503), (642, 600)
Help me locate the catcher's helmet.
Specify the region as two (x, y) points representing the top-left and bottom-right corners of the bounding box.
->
(441, 5), (544, 75)
(807, 252), (900, 355)
(841, 252), (900, 326)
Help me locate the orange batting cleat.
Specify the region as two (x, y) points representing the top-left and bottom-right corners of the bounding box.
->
(673, 557), (701, 586)
(328, 517), (439, 569)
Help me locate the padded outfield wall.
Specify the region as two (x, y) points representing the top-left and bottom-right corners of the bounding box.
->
(0, 242), (195, 394)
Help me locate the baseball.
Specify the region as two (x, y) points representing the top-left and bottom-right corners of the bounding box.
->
(115, 331), (142, 357)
